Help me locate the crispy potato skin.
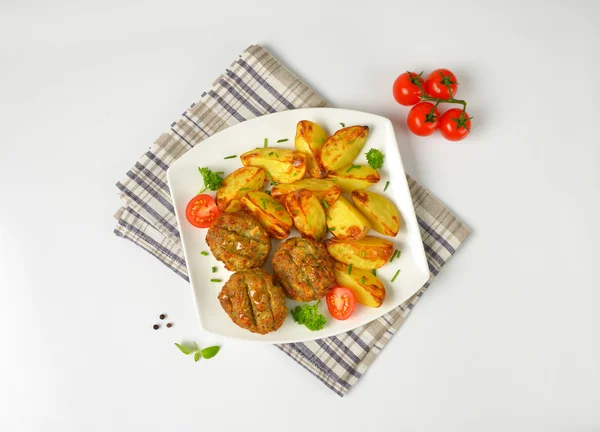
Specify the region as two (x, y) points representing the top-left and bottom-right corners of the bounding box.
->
(218, 268), (288, 334)
(332, 261), (386, 307)
(326, 165), (380, 192)
(283, 190), (327, 241)
(241, 191), (293, 240)
(325, 196), (371, 240)
(324, 236), (394, 269)
(240, 148), (306, 183)
(320, 126), (369, 171)
(206, 212), (271, 271)
(295, 121), (328, 178)
(272, 237), (336, 302)
(216, 167), (266, 213)
(271, 178), (341, 207)
(351, 190), (401, 236)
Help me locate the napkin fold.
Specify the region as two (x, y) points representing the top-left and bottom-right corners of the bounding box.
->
(114, 45), (471, 396)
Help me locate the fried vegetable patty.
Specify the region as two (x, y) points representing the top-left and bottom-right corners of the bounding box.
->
(272, 237), (335, 302)
(218, 269), (288, 334)
(206, 212), (270, 271)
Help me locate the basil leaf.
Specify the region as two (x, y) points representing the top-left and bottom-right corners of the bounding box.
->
(201, 346), (220, 359)
(174, 343), (193, 355)
(194, 351), (201, 362)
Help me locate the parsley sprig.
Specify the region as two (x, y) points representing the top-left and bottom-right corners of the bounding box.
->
(291, 301), (326, 331)
(197, 167), (223, 193)
(175, 342), (221, 362)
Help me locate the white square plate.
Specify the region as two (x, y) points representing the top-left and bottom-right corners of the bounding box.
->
(167, 108), (429, 343)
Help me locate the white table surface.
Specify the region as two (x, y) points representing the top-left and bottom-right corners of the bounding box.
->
(1, 1), (598, 430)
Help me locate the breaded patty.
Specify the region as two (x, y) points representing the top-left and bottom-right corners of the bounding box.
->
(206, 212), (270, 271)
(272, 237), (335, 302)
(218, 269), (288, 334)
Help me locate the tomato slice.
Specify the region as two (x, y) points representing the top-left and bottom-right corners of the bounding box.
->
(185, 194), (222, 228)
(325, 287), (357, 321)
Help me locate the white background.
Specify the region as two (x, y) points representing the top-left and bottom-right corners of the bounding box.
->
(1, 0), (598, 431)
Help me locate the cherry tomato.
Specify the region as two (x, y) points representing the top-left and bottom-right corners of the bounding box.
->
(185, 194), (222, 228)
(424, 68), (458, 99)
(439, 108), (472, 141)
(407, 102), (440, 136)
(325, 287), (357, 321)
(392, 71), (424, 106)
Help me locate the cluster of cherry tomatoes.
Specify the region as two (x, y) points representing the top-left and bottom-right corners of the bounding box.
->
(393, 68), (472, 141)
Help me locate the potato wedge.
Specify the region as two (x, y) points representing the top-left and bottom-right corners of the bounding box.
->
(326, 196), (370, 240)
(241, 191), (293, 240)
(320, 125), (369, 171)
(295, 120), (328, 178)
(283, 190), (327, 241)
(326, 165), (380, 192)
(271, 178), (341, 207)
(240, 148), (306, 184)
(332, 261), (386, 307)
(324, 236), (394, 269)
(352, 190), (401, 237)
(215, 167), (266, 213)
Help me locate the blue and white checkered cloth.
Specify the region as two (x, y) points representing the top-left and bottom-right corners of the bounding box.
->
(114, 45), (471, 396)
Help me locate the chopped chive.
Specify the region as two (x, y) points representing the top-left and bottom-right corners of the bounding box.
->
(384, 181), (390, 192)
(264, 138), (268, 147)
(224, 155), (237, 159)
(261, 199), (267, 210)
(361, 276), (366, 284)
(346, 164), (360, 173)
(340, 122), (345, 127)
(348, 139), (356, 145)
(277, 138), (288, 143)
(210, 279), (222, 283)
(268, 151), (274, 156)
(326, 215), (332, 221)
(372, 269), (377, 276)
(265, 190), (272, 195)
(396, 250), (401, 259)
(321, 199), (329, 209)
(293, 172), (297, 176)
(293, 210), (299, 216)
(361, 251), (366, 257)
(390, 250), (397, 262)
(318, 138), (325, 144)
(348, 264), (353, 275)
(211, 267), (217, 273)
(328, 227), (335, 231)
(307, 214), (311, 227)
(239, 187), (249, 191)
(274, 152), (279, 158)
(200, 251), (209, 256)
(391, 269), (401, 282)
(275, 206), (283, 211)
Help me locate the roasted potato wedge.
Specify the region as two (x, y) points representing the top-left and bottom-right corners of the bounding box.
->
(215, 167), (266, 213)
(324, 236), (394, 269)
(326, 165), (380, 192)
(283, 190), (327, 241)
(326, 196), (370, 240)
(241, 191), (293, 240)
(333, 262), (386, 307)
(295, 120), (328, 178)
(352, 190), (401, 237)
(271, 178), (341, 207)
(240, 148), (306, 184)
(320, 126), (369, 171)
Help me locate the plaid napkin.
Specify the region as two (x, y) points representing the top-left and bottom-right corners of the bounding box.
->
(114, 45), (471, 396)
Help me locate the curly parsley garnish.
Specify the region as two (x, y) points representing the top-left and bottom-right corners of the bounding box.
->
(365, 148), (385, 169)
(291, 300), (326, 331)
(197, 167), (223, 193)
